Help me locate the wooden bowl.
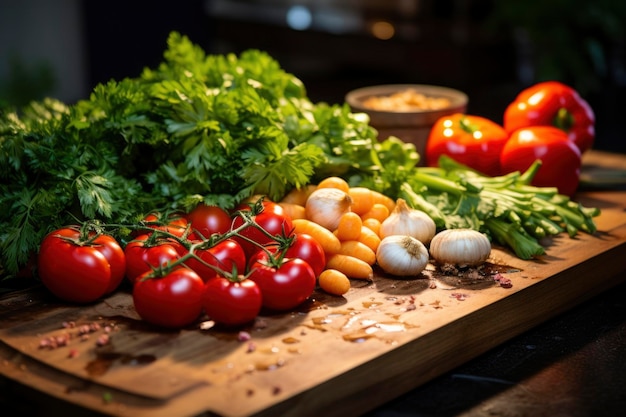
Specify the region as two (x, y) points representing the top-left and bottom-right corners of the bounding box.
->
(345, 84), (468, 164)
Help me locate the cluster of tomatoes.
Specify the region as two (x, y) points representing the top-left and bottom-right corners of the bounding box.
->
(37, 199), (326, 329)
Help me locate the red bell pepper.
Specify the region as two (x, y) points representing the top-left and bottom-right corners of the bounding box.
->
(425, 113), (509, 177)
(500, 126), (582, 197)
(503, 81), (595, 154)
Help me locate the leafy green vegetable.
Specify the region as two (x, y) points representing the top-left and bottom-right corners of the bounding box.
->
(0, 31), (600, 278)
(0, 32), (380, 277)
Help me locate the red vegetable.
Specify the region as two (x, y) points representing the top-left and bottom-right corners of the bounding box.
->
(37, 227), (125, 303)
(503, 81), (595, 154)
(132, 267), (205, 328)
(500, 126), (582, 196)
(425, 113), (510, 176)
(202, 275), (262, 326)
(186, 204), (232, 240)
(184, 238), (246, 283)
(248, 251), (316, 311)
(124, 234), (180, 285)
(231, 199), (293, 258)
(137, 212), (189, 238)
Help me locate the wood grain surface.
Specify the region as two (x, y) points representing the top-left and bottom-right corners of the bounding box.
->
(1, 180), (625, 417)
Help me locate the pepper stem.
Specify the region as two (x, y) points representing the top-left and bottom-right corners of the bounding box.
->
(553, 107), (574, 132)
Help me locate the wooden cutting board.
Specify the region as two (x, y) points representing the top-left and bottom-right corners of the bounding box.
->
(1, 187), (625, 417)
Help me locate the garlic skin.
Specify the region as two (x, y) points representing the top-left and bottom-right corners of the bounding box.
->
(376, 235), (429, 277)
(305, 187), (353, 231)
(429, 229), (491, 267)
(380, 199), (436, 244)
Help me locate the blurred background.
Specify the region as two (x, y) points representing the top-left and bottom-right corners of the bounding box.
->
(1, 0), (624, 153)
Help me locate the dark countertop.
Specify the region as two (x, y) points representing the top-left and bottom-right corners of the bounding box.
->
(366, 275), (626, 417)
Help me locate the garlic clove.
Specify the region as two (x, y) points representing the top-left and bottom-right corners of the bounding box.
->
(376, 235), (429, 277)
(429, 228), (491, 267)
(305, 187), (353, 231)
(380, 198), (436, 244)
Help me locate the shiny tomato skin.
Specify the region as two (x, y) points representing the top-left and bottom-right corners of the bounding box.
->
(132, 267), (205, 328)
(186, 204), (232, 240)
(38, 228), (112, 303)
(232, 200), (293, 258)
(247, 233), (326, 278)
(248, 254), (316, 311)
(124, 234), (180, 285)
(285, 233), (326, 277)
(500, 126), (582, 197)
(202, 277), (262, 326)
(91, 233), (126, 294)
(184, 239), (247, 283)
(135, 212), (188, 238)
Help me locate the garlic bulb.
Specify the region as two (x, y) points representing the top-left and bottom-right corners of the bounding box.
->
(429, 229), (491, 267)
(305, 187), (353, 231)
(376, 235), (429, 277)
(380, 199), (436, 244)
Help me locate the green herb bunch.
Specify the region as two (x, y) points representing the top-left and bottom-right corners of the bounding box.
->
(0, 32), (379, 277)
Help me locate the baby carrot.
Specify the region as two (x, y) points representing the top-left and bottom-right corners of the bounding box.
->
(361, 203), (390, 223)
(362, 217), (382, 236)
(278, 202), (306, 220)
(326, 254), (373, 280)
(292, 218), (341, 255)
(348, 187), (375, 216)
(372, 191), (395, 213)
(335, 212), (363, 241)
(358, 225), (382, 252)
(318, 269), (351, 296)
(338, 240), (376, 265)
(317, 176), (350, 194)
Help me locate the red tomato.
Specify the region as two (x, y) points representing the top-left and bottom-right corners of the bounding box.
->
(38, 228), (121, 303)
(186, 204), (232, 240)
(248, 253), (316, 311)
(90, 233), (127, 294)
(247, 233), (326, 278)
(285, 233), (326, 277)
(124, 234), (181, 285)
(231, 200), (294, 258)
(133, 267), (205, 328)
(500, 126), (582, 197)
(184, 239), (247, 283)
(136, 212), (188, 238)
(202, 276), (262, 326)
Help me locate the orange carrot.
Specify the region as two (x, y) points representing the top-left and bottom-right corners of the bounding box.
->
(326, 254), (373, 280)
(335, 212), (363, 241)
(358, 225), (382, 252)
(292, 218), (341, 255)
(362, 217), (382, 236)
(316, 176), (350, 193)
(348, 187), (375, 216)
(280, 185), (317, 206)
(372, 191), (395, 213)
(278, 202), (306, 220)
(361, 203), (390, 223)
(338, 240), (376, 265)
(318, 269), (351, 296)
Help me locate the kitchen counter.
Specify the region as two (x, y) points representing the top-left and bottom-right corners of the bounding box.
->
(1, 150), (625, 417)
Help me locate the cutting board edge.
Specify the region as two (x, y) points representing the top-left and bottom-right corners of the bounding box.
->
(245, 250), (626, 417)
